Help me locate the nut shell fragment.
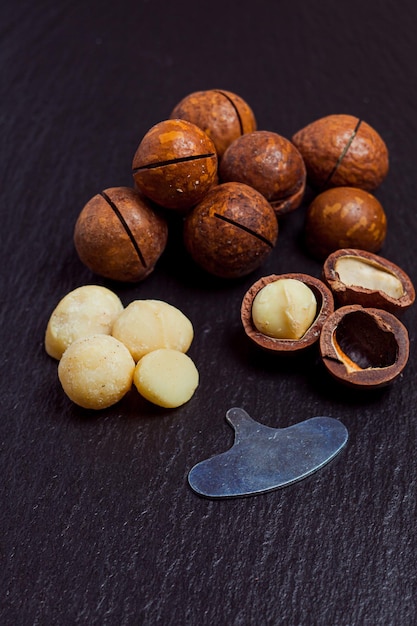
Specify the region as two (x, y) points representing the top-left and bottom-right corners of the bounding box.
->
(241, 273), (334, 353)
(323, 249), (415, 315)
(319, 305), (409, 388)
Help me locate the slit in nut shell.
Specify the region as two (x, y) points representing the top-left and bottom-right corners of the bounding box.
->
(319, 305), (409, 388)
(241, 273), (334, 353)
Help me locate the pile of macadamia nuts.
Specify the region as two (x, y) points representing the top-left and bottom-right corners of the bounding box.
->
(45, 286), (198, 410)
(48, 88), (416, 405)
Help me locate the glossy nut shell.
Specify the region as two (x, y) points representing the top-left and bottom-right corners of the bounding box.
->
(319, 305), (409, 388)
(292, 114), (389, 191)
(132, 119), (218, 211)
(241, 273), (334, 353)
(219, 130), (306, 217)
(305, 186), (387, 259)
(74, 187), (168, 282)
(183, 182), (278, 279)
(322, 248), (415, 315)
(169, 89), (256, 158)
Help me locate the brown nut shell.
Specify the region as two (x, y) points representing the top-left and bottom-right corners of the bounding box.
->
(323, 249), (415, 315)
(319, 305), (409, 388)
(305, 186), (387, 260)
(132, 119), (218, 211)
(241, 273), (334, 353)
(169, 89), (256, 158)
(74, 187), (168, 282)
(219, 130), (306, 217)
(183, 182), (278, 279)
(292, 114), (389, 191)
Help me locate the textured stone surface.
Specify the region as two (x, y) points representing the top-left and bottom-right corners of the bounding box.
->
(1, 0), (417, 624)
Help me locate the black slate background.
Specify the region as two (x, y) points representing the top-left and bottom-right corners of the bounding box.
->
(2, 1), (417, 624)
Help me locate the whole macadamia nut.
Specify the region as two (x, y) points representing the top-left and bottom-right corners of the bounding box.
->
(74, 186), (168, 282)
(219, 131), (306, 216)
(183, 182), (278, 278)
(133, 349), (199, 408)
(292, 114), (389, 191)
(45, 285), (124, 360)
(305, 186), (387, 259)
(169, 89), (257, 158)
(112, 299), (194, 361)
(58, 334), (135, 410)
(132, 119), (218, 211)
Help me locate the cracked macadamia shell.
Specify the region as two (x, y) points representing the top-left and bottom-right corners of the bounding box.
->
(169, 89), (256, 158)
(292, 114), (389, 191)
(74, 186), (168, 282)
(241, 273), (334, 353)
(183, 182), (278, 279)
(319, 305), (409, 388)
(219, 130), (306, 216)
(323, 249), (415, 315)
(305, 186), (387, 259)
(132, 118), (218, 211)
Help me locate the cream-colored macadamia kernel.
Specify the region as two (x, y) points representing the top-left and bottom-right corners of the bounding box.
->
(133, 349), (199, 408)
(252, 278), (317, 339)
(45, 285), (124, 360)
(112, 299), (194, 361)
(335, 257), (404, 299)
(58, 334), (135, 409)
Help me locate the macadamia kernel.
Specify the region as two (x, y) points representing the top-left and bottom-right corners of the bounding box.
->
(45, 285), (124, 360)
(58, 335), (135, 409)
(133, 349), (199, 408)
(252, 278), (317, 339)
(112, 299), (194, 361)
(335, 257), (404, 299)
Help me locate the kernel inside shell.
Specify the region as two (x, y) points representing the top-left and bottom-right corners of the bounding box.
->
(251, 278), (317, 340)
(241, 273), (334, 353)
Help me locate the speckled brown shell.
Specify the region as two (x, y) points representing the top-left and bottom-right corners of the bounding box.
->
(319, 305), (409, 388)
(292, 114), (389, 191)
(305, 186), (387, 260)
(169, 89), (257, 158)
(74, 187), (168, 282)
(219, 131), (307, 217)
(241, 273), (334, 353)
(132, 119), (218, 211)
(322, 248), (415, 315)
(183, 182), (278, 279)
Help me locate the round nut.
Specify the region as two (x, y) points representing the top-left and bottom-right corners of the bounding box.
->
(183, 182), (278, 279)
(45, 285), (124, 360)
(74, 186), (168, 282)
(219, 130), (306, 216)
(58, 334), (135, 409)
(292, 114), (389, 191)
(319, 305), (409, 388)
(111, 299), (194, 362)
(133, 349), (199, 408)
(241, 273), (334, 353)
(169, 89), (256, 158)
(323, 249), (415, 315)
(305, 186), (387, 260)
(132, 118), (218, 211)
